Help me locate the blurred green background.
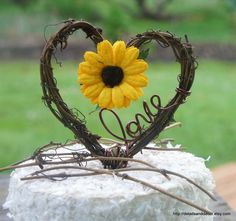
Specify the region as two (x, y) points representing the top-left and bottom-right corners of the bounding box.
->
(0, 0), (235, 168)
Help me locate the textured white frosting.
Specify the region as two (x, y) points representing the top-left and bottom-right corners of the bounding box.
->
(4, 143), (215, 221)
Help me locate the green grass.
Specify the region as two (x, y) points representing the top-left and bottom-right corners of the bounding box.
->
(0, 60), (235, 169)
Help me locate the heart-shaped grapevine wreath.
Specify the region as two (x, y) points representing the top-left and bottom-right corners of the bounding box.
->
(40, 20), (197, 169)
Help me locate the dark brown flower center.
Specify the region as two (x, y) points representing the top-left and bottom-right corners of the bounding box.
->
(101, 66), (124, 88)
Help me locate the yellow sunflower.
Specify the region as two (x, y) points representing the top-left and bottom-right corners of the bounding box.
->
(78, 40), (148, 109)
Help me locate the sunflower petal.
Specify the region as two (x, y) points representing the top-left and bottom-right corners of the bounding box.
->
(84, 51), (103, 67)
(120, 46), (139, 68)
(97, 40), (113, 65)
(113, 41), (126, 66)
(124, 60), (148, 75)
(112, 86), (124, 108)
(107, 101), (114, 110)
(80, 84), (88, 93)
(134, 87), (144, 97)
(125, 74), (148, 87)
(90, 97), (98, 104)
(78, 74), (101, 85)
(78, 62), (101, 76)
(119, 82), (139, 100)
(123, 97), (131, 107)
(83, 82), (104, 98)
(98, 87), (112, 108)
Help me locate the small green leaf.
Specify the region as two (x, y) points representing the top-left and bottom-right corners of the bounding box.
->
(139, 48), (150, 60)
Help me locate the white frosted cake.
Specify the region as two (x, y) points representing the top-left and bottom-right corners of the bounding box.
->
(4, 143), (215, 221)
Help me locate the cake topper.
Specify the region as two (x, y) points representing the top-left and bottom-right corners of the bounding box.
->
(40, 20), (196, 168)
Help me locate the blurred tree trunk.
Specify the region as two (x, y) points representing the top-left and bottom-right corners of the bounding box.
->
(136, 0), (174, 20)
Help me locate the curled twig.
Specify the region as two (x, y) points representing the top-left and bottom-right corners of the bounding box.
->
(0, 155), (155, 172)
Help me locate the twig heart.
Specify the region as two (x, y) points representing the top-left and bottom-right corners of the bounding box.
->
(40, 20), (197, 168)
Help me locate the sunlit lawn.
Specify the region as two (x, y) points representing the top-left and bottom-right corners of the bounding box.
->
(0, 60), (235, 168)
